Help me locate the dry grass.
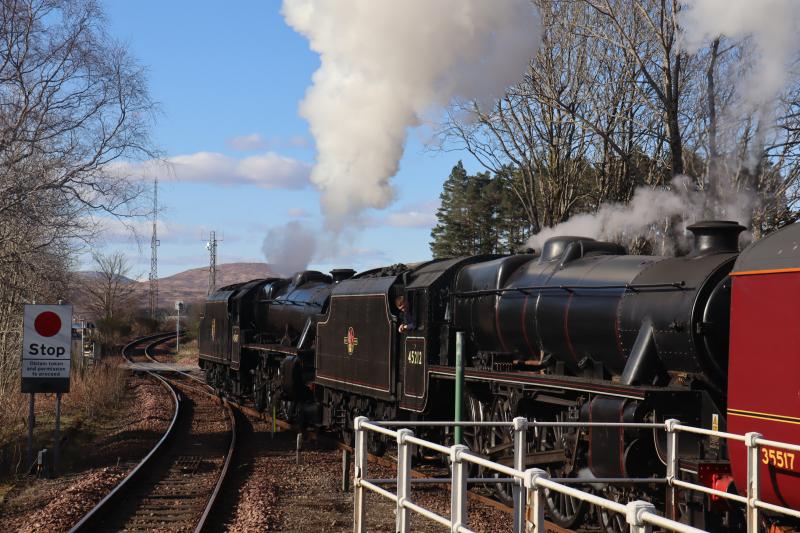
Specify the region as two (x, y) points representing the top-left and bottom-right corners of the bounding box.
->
(176, 339), (198, 365)
(0, 359), (127, 478)
(68, 358), (127, 420)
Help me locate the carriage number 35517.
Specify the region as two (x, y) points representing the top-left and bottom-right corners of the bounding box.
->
(762, 447), (796, 470)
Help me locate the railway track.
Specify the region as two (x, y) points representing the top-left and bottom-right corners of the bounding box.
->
(135, 336), (567, 531)
(69, 333), (237, 533)
(155, 343), (525, 526)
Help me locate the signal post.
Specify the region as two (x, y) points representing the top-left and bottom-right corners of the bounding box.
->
(21, 304), (72, 473)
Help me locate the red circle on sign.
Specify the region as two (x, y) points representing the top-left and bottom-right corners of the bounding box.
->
(34, 311), (61, 337)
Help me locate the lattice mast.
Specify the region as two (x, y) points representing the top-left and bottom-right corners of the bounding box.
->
(206, 230), (220, 295)
(149, 177), (159, 320)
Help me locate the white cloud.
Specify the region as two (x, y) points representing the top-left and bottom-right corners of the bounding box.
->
(364, 200), (439, 229)
(91, 217), (205, 246)
(286, 135), (311, 148)
(385, 210), (437, 229)
(227, 133), (267, 151)
(338, 246), (388, 262)
(227, 133), (311, 152)
(110, 151), (311, 190)
(287, 207), (310, 218)
(236, 152), (310, 189)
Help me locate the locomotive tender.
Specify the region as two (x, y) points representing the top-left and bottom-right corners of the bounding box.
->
(198, 220), (800, 531)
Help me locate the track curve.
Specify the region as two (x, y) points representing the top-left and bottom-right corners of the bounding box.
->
(69, 333), (236, 533)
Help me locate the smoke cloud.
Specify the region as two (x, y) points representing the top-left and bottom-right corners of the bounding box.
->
(527, 177), (754, 254)
(282, 0), (542, 229)
(261, 221), (317, 276)
(679, 0), (800, 110)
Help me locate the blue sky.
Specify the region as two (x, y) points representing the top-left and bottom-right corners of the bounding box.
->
(89, 1), (482, 279)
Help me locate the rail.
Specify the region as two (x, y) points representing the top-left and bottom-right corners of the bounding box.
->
(143, 334), (236, 533)
(353, 417), (800, 533)
(72, 333), (235, 532)
(68, 335), (181, 532)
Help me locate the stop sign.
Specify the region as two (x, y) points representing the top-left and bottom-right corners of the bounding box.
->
(21, 304), (72, 393)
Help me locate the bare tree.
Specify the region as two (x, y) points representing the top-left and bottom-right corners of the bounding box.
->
(0, 0), (156, 392)
(441, 0), (598, 232)
(83, 251), (138, 321)
(439, 0), (800, 243)
(0, 0), (156, 220)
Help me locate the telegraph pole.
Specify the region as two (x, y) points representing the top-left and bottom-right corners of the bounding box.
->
(205, 231), (222, 294)
(149, 177), (160, 322)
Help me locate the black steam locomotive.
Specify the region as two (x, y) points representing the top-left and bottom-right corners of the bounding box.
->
(197, 220), (792, 531)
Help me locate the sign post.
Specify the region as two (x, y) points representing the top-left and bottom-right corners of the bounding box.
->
(175, 301), (184, 353)
(54, 392), (62, 471)
(21, 304), (72, 473)
(27, 394), (34, 470)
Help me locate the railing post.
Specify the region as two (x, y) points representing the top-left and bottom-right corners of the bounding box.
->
(454, 331), (465, 445)
(625, 500), (656, 533)
(450, 444), (469, 532)
(664, 418), (680, 520)
(523, 468), (548, 532)
(512, 417), (527, 533)
(745, 432), (762, 533)
(353, 416), (368, 533)
(396, 428), (413, 533)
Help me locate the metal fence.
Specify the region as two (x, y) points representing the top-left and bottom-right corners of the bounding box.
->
(351, 416), (800, 533)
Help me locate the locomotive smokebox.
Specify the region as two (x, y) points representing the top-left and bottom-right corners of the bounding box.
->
(687, 220), (745, 256)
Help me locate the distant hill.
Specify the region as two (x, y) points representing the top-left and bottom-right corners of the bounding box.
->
(77, 271), (137, 284)
(71, 262), (275, 318)
(156, 262), (275, 305)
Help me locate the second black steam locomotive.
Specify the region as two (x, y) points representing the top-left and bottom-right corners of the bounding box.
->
(198, 220), (800, 531)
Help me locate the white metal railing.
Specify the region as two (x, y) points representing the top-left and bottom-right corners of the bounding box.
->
(351, 416), (800, 533)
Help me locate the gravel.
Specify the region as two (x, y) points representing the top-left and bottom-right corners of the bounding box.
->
(0, 374), (173, 533)
(12, 467), (126, 533)
(219, 411), (514, 533)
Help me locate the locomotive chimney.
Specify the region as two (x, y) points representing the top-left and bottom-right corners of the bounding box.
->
(686, 220), (746, 256)
(330, 268), (356, 283)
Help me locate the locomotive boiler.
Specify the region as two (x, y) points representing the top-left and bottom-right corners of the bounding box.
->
(198, 220), (800, 532)
(453, 220), (742, 389)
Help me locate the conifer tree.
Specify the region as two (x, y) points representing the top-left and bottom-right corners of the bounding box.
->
(431, 162), (523, 257)
(430, 162), (471, 258)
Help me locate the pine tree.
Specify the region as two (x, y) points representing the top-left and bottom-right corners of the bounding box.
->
(431, 162), (516, 257)
(430, 162), (470, 258)
(465, 171), (499, 254)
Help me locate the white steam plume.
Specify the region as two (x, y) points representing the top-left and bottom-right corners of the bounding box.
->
(282, 0), (541, 229)
(527, 177), (754, 254)
(262, 221), (317, 276)
(680, 0), (800, 110)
